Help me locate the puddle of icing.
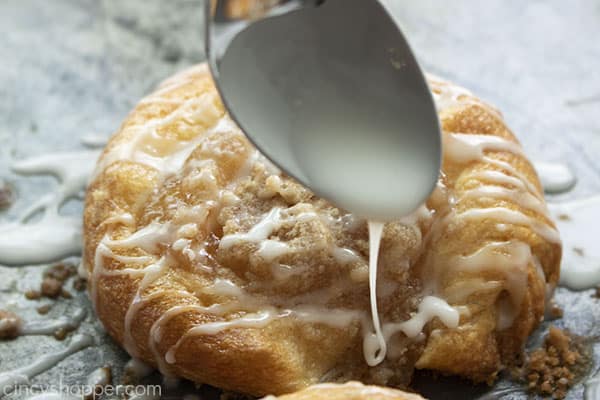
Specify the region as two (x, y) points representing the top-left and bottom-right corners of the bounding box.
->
(549, 196), (600, 290)
(19, 308), (86, 336)
(534, 161), (577, 194)
(0, 149), (100, 265)
(0, 334), (93, 395)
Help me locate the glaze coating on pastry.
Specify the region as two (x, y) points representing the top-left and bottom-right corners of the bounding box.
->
(83, 64), (561, 396)
(261, 382), (425, 400)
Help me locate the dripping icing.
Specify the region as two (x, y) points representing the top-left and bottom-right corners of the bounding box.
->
(364, 221), (387, 366)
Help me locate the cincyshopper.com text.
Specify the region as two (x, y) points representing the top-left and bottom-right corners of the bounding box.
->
(4, 380), (162, 398)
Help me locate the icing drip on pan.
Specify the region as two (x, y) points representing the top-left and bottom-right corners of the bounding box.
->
(534, 162), (576, 194)
(18, 308), (87, 336)
(0, 334), (93, 395)
(549, 196), (600, 290)
(0, 149), (100, 265)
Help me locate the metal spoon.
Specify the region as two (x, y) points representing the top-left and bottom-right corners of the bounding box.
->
(205, 0), (441, 220)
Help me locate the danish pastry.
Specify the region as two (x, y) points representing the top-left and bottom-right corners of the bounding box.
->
(83, 64), (561, 396)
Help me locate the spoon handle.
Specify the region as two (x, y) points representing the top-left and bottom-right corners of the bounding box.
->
(206, 0), (323, 72)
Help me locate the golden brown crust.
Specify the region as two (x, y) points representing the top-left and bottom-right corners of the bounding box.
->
(83, 64), (561, 396)
(413, 78), (561, 382)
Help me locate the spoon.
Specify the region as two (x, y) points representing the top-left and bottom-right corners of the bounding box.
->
(205, 0), (441, 220)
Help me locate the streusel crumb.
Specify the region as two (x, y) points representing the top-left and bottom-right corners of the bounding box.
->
(516, 326), (589, 399)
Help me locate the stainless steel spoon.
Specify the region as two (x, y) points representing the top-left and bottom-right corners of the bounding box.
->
(205, 0), (441, 220)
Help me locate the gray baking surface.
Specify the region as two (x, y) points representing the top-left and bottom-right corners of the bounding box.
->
(1, 1), (599, 399)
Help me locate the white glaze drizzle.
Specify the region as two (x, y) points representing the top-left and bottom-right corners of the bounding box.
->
(461, 185), (549, 215)
(92, 92), (236, 180)
(444, 132), (543, 197)
(454, 241), (532, 328)
(425, 81), (560, 334)
(364, 221), (387, 366)
(443, 133), (524, 163)
(381, 296), (459, 340)
(219, 207), (317, 259)
(457, 207), (560, 244)
(0, 334), (93, 395)
(441, 131), (560, 246)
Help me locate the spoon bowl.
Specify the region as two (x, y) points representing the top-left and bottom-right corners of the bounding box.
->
(206, 0), (441, 220)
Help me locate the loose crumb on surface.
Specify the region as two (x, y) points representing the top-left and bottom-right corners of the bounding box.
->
(558, 214), (571, 221)
(24, 289), (41, 300)
(572, 247), (585, 257)
(548, 303), (564, 319)
(41, 277), (63, 298)
(53, 327), (75, 341)
(514, 326), (590, 399)
(36, 304), (52, 315)
(0, 179), (15, 209)
(25, 262), (78, 300)
(73, 277), (87, 291)
(84, 365), (113, 400)
(0, 309), (22, 339)
(40, 262), (78, 299)
(44, 262), (77, 281)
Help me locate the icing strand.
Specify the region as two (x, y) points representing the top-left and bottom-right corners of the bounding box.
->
(364, 221), (387, 366)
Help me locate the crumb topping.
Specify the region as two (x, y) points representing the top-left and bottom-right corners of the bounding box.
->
(516, 326), (590, 399)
